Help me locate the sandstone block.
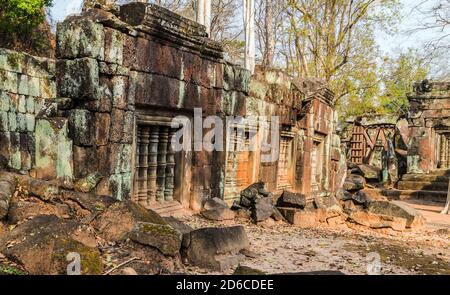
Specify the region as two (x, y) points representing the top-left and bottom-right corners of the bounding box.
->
(57, 18), (104, 59)
(130, 222), (182, 256)
(57, 58), (100, 100)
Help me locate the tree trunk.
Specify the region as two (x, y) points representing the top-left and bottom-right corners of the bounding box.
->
(263, 0), (275, 68)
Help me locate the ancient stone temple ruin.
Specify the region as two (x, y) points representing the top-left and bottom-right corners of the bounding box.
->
(394, 81), (450, 202)
(0, 3), (342, 216)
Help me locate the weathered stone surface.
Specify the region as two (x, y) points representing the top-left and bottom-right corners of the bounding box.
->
(94, 200), (165, 241)
(57, 58), (100, 100)
(202, 208), (236, 221)
(278, 208), (318, 228)
(183, 226), (249, 271)
(162, 216), (193, 249)
(271, 207), (285, 221)
(343, 174), (366, 191)
(69, 109), (95, 146)
(253, 197), (273, 222)
(8, 199), (71, 224)
(130, 222), (182, 256)
(240, 182), (268, 200)
(204, 197), (228, 211)
(367, 201), (425, 229)
(348, 211), (407, 231)
(277, 191), (307, 208)
(57, 18), (104, 59)
(357, 164), (381, 181)
(34, 118), (73, 180)
(0, 172), (16, 219)
(73, 173), (101, 193)
(0, 215), (103, 275)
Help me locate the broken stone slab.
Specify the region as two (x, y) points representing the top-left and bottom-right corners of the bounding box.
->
(357, 164), (381, 181)
(202, 208), (236, 221)
(314, 195), (342, 213)
(367, 201), (425, 229)
(94, 200), (166, 241)
(162, 216), (193, 249)
(130, 222), (182, 256)
(252, 196), (273, 222)
(0, 172), (16, 219)
(183, 226), (250, 271)
(348, 211), (407, 231)
(343, 174), (366, 191)
(0, 215), (103, 275)
(276, 191), (306, 208)
(278, 208), (318, 228)
(240, 182), (270, 201)
(203, 197), (229, 211)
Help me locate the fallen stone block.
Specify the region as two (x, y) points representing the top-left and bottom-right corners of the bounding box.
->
(252, 196), (273, 222)
(367, 201), (425, 229)
(183, 226), (249, 271)
(277, 191), (306, 208)
(348, 211), (407, 231)
(278, 208), (318, 228)
(130, 222), (182, 256)
(163, 216), (193, 248)
(94, 200), (166, 241)
(202, 208), (236, 221)
(357, 164), (381, 181)
(0, 215), (103, 275)
(343, 174), (366, 191)
(204, 197), (229, 211)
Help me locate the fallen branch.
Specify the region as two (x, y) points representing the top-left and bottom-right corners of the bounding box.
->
(103, 257), (140, 275)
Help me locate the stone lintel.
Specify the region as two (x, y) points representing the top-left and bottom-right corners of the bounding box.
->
(119, 3), (223, 59)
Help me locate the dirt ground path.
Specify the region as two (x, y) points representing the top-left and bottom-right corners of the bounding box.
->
(181, 214), (450, 275)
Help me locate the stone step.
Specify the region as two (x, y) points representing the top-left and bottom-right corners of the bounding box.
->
(401, 174), (450, 183)
(427, 169), (450, 176)
(382, 189), (448, 203)
(397, 180), (449, 191)
(147, 201), (186, 217)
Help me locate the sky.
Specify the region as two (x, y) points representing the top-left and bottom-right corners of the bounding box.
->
(48, 0), (447, 59)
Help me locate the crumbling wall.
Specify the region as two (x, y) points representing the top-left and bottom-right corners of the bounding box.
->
(407, 81), (450, 174)
(0, 48), (73, 180)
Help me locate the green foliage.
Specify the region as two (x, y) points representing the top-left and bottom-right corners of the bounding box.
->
(337, 48), (429, 120)
(0, 0), (53, 56)
(378, 49), (429, 114)
(0, 265), (26, 275)
(0, 0), (52, 34)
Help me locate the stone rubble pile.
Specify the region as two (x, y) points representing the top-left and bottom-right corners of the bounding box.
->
(0, 172), (251, 274)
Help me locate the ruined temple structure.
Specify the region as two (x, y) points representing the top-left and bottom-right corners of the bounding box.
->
(392, 81), (450, 203)
(343, 115), (400, 183)
(0, 3), (343, 216)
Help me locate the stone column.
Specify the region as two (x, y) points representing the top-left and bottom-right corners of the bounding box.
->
(147, 126), (159, 203)
(137, 127), (150, 206)
(156, 126), (169, 202)
(164, 128), (175, 202)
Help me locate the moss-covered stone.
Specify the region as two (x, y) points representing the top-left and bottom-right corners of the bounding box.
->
(35, 118), (73, 180)
(57, 18), (104, 60)
(130, 222), (182, 256)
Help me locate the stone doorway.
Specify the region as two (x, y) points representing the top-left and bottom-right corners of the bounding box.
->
(277, 132), (294, 191)
(311, 139), (324, 192)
